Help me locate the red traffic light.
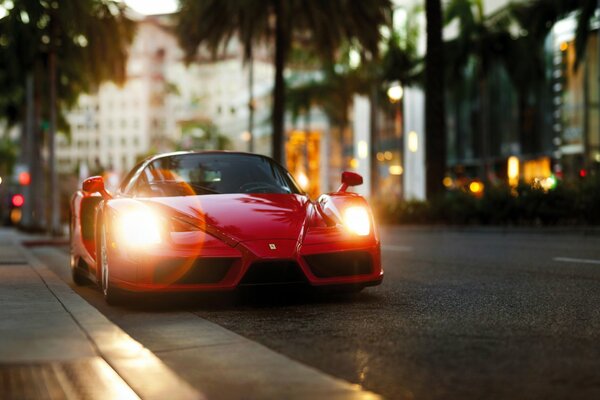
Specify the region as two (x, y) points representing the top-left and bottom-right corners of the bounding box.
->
(12, 194), (25, 207)
(579, 169), (587, 178)
(18, 171), (31, 186)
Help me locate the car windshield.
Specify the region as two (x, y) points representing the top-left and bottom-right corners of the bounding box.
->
(133, 153), (302, 197)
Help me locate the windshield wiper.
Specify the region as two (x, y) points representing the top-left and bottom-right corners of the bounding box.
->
(189, 183), (221, 195)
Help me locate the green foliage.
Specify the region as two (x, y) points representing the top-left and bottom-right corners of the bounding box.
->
(0, 0), (135, 129)
(510, 0), (598, 70)
(286, 63), (371, 128)
(477, 184), (517, 224)
(579, 176), (600, 224)
(285, 4), (421, 132)
(377, 179), (600, 226)
(0, 137), (17, 175)
(178, 120), (232, 151)
(176, 0), (391, 64)
(176, 0), (391, 162)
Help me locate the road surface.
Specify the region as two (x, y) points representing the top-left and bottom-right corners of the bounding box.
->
(32, 227), (600, 399)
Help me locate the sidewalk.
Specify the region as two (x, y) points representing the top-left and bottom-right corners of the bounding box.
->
(0, 228), (203, 400)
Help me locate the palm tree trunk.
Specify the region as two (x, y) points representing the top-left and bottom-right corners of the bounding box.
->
(32, 78), (45, 231)
(369, 84), (378, 199)
(49, 48), (60, 236)
(21, 74), (34, 228)
(425, 0), (446, 199)
(272, 0), (287, 165)
(304, 109), (310, 175)
(479, 76), (490, 181)
(248, 50), (255, 153)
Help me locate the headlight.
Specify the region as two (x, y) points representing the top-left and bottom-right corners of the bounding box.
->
(343, 206), (371, 236)
(117, 209), (162, 247)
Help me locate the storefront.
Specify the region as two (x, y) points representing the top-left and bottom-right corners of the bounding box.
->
(553, 18), (600, 179)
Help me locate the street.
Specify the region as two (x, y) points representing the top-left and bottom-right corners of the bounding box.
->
(29, 227), (600, 400)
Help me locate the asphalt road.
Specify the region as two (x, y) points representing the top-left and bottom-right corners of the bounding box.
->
(33, 228), (600, 400)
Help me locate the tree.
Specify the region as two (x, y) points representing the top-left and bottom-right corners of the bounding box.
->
(444, 0), (515, 181)
(178, 120), (232, 151)
(176, 0), (390, 165)
(425, 0), (446, 199)
(0, 0), (134, 233)
(510, 0), (598, 70)
(285, 18), (421, 196)
(444, 0), (594, 181)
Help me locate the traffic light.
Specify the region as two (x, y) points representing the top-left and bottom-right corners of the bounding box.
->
(12, 194), (25, 207)
(18, 171), (31, 186)
(10, 194), (24, 225)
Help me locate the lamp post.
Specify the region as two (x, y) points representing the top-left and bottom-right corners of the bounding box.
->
(387, 82), (404, 198)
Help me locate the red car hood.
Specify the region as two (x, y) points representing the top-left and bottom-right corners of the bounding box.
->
(144, 193), (310, 244)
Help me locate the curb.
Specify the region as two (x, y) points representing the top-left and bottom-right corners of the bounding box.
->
(17, 242), (205, 400)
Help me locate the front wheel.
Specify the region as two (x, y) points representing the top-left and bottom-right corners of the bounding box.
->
(71, 255), (88, 286)
(70, 213), (87, 286)
(99, 223), (125, 305)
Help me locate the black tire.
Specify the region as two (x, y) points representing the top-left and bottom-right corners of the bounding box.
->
(71, 257), (88, 286)
(70, 212), (87, 286)
(99, 223), (125, 305)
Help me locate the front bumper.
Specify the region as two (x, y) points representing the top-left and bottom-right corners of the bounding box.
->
(106, 231), (383, 293)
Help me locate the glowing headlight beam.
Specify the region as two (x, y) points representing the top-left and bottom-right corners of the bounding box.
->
(343, 206), (371, 236)
(117, 209), (162, 247)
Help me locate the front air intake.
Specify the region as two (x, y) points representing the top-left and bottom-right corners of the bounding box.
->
(304, 251), (372, 278)
(240, 261), (307, 285)
(154, 258), (235, 284)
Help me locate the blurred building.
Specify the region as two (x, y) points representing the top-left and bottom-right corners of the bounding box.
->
(346, 0), (511, 202)
(551, 17), (600, 180)
(57, 13), (274, 186)
(445, 4), (600, 190)
(57, 16), (181, 180)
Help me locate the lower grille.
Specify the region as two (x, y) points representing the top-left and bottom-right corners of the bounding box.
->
(304, 251), (373, 278)
(154, 257), (234, 284)
(240, 261), (307, 285)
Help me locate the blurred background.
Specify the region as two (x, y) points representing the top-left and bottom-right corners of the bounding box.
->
(1, 0), (599, 235)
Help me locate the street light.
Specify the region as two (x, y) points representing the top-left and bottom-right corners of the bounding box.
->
(387, 81), (404, 199)
(508, 156), (519, 187)
(387, 82), (403, 103)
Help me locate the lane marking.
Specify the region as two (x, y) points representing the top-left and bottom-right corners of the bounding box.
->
(382, 245), (413, 252)
(553, 257), (600, 265)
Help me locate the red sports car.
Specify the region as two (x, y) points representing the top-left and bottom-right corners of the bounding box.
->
(70, 151), (382, 303)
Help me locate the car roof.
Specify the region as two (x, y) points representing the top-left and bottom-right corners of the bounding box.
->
(143, 151), (274, 165)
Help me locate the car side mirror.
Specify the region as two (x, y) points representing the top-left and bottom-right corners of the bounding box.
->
(337, 171), (363, 192)
(82, 176), (110, 199)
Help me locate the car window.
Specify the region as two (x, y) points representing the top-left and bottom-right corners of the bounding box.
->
(133, 153), (302, 197)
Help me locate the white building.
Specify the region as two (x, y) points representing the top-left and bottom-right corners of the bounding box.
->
(57, 14), (274, 182)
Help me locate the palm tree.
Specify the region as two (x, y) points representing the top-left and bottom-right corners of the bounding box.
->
(445, 0), (596, 182)
(176, 0), (391, 165)
(445, 0), (525, 181)
(0, 0), (134, 232)
(425, 0), (446, 199)
(510, 0), (598, 69)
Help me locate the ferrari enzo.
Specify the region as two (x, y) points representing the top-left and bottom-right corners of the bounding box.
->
(70, 151), (382, 303)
